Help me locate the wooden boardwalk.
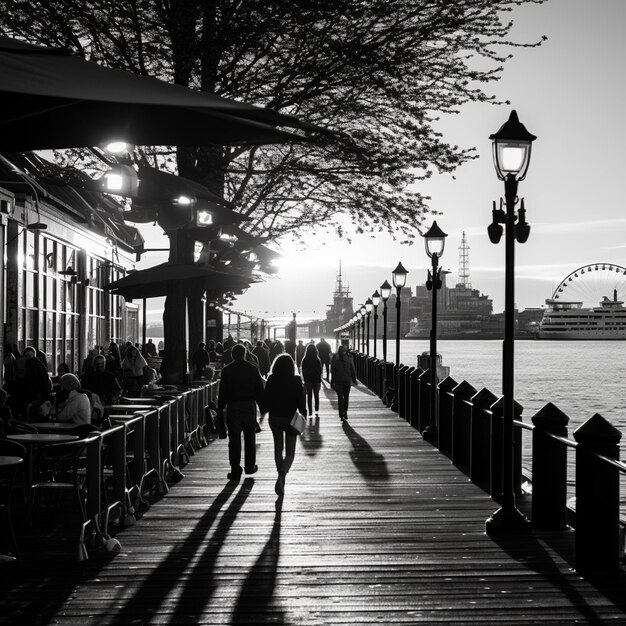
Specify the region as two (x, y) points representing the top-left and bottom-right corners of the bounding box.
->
(2, 382), (626, 625)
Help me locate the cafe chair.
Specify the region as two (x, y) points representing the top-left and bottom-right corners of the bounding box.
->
(0, 438), (26, 561)
(28, 435), (100, 560)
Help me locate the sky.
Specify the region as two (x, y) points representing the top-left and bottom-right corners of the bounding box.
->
(141, 0), (626, 325)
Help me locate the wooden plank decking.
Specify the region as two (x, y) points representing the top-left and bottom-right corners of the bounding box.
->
(2, 382), (626, 625)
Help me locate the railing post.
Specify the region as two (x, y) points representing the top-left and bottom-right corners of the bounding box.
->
(397, 365), (407, 418)
(418, 369), (430, 433)
(383, 362), (395, 407)
(403, 366), (414, 423)
(531, 402), (570, 530)
(470, 388), (498, 486)
(409, 367), (423, 430)
(490, 397), (523, 501)
(436, 376), (458, 454)
(451, 381), (477, 471)
(573, 414), (622, 572)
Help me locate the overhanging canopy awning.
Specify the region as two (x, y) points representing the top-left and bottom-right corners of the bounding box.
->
(0, 36), (326, 150)
(105, 262), (253, 300)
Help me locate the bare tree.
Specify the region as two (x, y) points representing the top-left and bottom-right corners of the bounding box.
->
(0, 0), (546, 244)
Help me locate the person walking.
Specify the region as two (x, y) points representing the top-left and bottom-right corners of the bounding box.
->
(121, 345), (148, 397)
(330, 345), (357, 421)
(263, 354), (307, 497)
(301, 343), (322, 416)
(316, 337), (332, 381)
(217, 344), (265, 481)
(191, 341), (211, 379)
(295, 340), (306, 371)
(252, 340), (271, 377)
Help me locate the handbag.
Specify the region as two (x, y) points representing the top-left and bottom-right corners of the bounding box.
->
(290, 410), (307, 435)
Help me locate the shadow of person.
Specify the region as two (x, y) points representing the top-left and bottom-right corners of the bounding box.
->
(491, 531), (626, 622)
(231, 498), (284, 624)
(110, 479), (242, 625)
(168, 478), (256, 624)
(300, 415), (323, 456)
(341, 420), (389, 482)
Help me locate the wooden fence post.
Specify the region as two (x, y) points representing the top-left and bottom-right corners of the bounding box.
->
(451, 381), (477, 471)
(531, 402), (569, 530)
(470, 388), (498, 486)
(437, 376), (458, 455)
(573, 413), (622, 572)
(409, 367), (423, 430)
(489, 397), (523, 501)
(418, 369), (431, 433)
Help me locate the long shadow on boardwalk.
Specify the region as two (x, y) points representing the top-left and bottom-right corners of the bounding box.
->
(341, 420), (389, 482)
(300, 415), (323, 456)
(493, 532), (626, 620)
(231, 498), (283, 624)
(110, 478), (253, 624)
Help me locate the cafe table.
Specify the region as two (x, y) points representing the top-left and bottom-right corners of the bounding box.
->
(28, 422), (81, 433)
(7, 433), (80, 517)
(0, 455), (23, 561)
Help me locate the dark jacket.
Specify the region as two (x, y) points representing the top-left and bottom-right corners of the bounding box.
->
(263, 374), (306, 418)
(330, 353), (356, 386)
(316, 340), (332, 362)
(300, 355), (322, 385)
(252, 345), (271, 377)
(218, 358), (265, 412)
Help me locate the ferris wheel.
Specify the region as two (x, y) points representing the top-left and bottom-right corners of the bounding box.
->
(551, 263), (626, 307)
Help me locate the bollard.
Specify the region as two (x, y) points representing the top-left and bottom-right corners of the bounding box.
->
(409, 367), (423, 430)
(383, 362), (395, 407)
(451, 380), (477, 470)
(390, 364), (403, 413)
(470, 388), (498, 486)
(375, 360), (385, 399)
(437, 376), (458, 454)
(490, 396), (524, 501)
(573, 414), (622, 573)
(531, 402), (569, 530)
(403, 366), (414, 422)
(417, 368), (430, 433)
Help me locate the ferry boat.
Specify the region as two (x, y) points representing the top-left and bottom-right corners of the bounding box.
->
(536, 290), (626, 339)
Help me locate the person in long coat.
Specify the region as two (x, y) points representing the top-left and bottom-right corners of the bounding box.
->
(330, 345), (357, 421)
(300, 343), (322, 416)
(263, 354), (306, 497)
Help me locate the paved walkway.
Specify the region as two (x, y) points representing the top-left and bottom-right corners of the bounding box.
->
(2, 381), (626, 624)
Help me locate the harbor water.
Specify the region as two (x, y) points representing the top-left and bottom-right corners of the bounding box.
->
(372, 338), (626, 506)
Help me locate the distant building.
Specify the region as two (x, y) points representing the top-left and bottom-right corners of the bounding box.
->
(323, 262), (354, 334)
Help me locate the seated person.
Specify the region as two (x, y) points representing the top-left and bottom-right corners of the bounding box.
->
(54, 373), (91, 425)
(80, 355), (122, 405)
(51, 362), (71, 388)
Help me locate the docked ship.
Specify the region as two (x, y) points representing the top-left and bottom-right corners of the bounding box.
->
(536, 290), (626, 339)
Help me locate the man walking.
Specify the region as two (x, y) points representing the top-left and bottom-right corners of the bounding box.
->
(316, 337), (332, 381)
(217, 344), (265, 481)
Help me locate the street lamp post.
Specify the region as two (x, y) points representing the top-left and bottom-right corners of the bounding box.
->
(359, 305), (365, 353)
(380, 280), (392, 362)
(392, 262), (408, 368)
(365, 299), (373, 355)
(391, 262), (408, 412)
(421, 221), (448, 443)
(372, 290), (380, 359)
(485, 110), (536, 534)
(356, 311), (362, 353)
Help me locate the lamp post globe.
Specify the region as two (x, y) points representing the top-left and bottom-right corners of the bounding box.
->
(486, 110), (536, 536)
(422, 221), (447, 444)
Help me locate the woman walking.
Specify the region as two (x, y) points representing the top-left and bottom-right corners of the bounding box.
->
(300, 343), (322, 417)
(263, 354), (307, 497)
(330, 345), (357, 421)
